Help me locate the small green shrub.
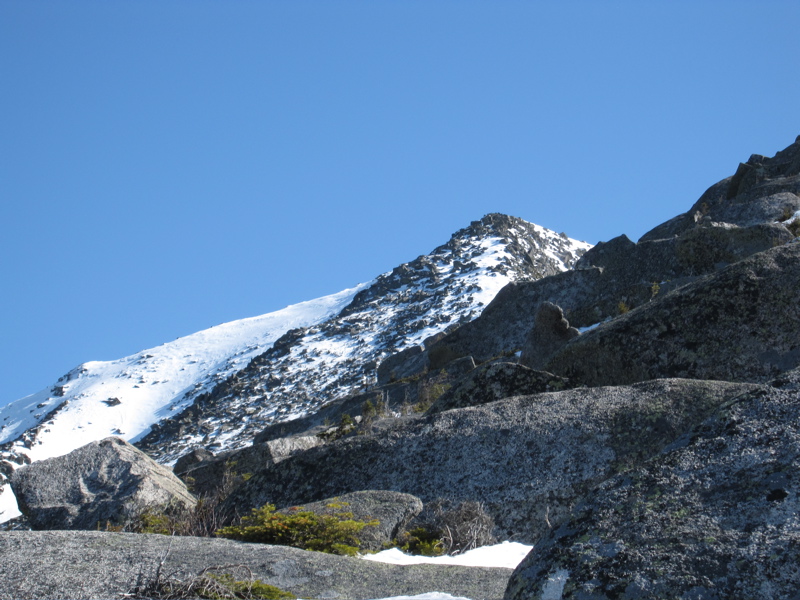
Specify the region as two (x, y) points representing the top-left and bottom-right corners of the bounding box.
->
(651, 282), (660, 298)
(412, 401), (431, 414)
(205, 574), (296, 600)
(129, 565), (295, 599)
(317, 413), (357, 441)
(362, 399), (377, 419)
(617, 301), (630, 315)
(395, 526), (444, 557)
(215, 504), (378, 556)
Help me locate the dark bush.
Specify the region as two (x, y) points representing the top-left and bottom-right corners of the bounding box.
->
(123, 465), (238, 537)
(402, 499), (496, 556)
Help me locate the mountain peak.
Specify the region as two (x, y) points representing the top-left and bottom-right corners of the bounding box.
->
(1, 215), (590, 521)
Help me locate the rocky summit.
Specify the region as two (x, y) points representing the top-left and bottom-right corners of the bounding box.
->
(1, 135), (800, 599)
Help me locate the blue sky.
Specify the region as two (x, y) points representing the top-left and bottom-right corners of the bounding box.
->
(2, 1), (799, 406)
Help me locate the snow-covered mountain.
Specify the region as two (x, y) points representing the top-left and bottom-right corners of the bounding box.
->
(0, 213), (591, 523)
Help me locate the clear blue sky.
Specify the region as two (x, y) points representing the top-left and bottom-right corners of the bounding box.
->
(2, 1), (799, 406)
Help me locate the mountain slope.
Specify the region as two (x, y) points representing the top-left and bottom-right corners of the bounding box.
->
(135, 214), (591, 462)
(0, 213), (591, 522)
(0, 285), (366, 522)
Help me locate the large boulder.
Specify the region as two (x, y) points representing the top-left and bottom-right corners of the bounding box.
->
(223, 379), (760, 542)
(422, 267), (607, 365)
(172, 446), (215, 475)
(278, 490), (424, 551)
(545, 242), (800, 386)
(505, 368), (800, 600)
(10, 437), (196, 530)
(519, 302), (580, 370)
(0, 530), (511, 600)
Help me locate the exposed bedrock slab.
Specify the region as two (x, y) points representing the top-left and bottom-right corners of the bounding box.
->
(0, 530), (511, 600)
(224, 379), (760, 543)
(505, 369), (800, 600)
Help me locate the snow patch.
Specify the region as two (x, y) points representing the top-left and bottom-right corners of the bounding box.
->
(0, 486), (21, 522)
(362, 541), (532, 569)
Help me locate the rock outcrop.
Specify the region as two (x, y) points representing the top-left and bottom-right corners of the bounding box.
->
(223, 379), (759, 542)
(0, 530), (511, 600)
(405, 138), (800, 375)
(545, 242), (800, 387)
(518, 302), (580, 370)
(10, 437), (195, 530)
(426, 362), (572, 415)
(505, 369), (800, 600)
(640, 135), (800, 241)
(176, 435), (323, 497)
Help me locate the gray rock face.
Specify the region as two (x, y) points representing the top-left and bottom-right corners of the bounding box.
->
(172, 447), (215, 475)
(178, 436), (323, 497)
(10, 437), (196, 530)
(278, 490), (424, 552)
(418, 139), (800, 373)
(640, 136), (800, 241)
(505, 370), (800, 600)
(421, 224), (790, 370)
(223, 379), (758, 543)
(377, 345), (428, 385)
(426, 362), (572, 415)
(519, 302), (580, 370)
(674, 220), (794, 274)
(545, 242), (800, 386)
(424, 267), (608, 366)
(0, 530), (512, 600)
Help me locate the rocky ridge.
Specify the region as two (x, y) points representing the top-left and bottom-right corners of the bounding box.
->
(134, 214), (590, 463)
(221, 379), (760, 543)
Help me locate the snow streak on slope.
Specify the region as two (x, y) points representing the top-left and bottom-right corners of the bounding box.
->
(0, 285), (366, 519)
(1, 214), (592, 523)
(136, 214), (592, 462)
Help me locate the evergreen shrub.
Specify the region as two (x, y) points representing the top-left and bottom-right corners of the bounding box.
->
(215, 503), (378, 556)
